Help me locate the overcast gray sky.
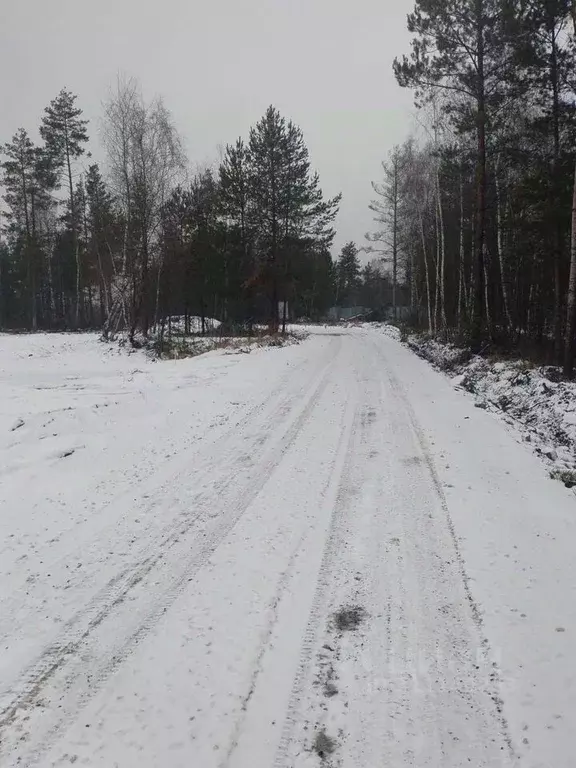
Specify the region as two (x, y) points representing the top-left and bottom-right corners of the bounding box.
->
(1, 0), (415, 256)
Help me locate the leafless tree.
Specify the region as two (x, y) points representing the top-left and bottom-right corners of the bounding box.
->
(101, 76), (185, 340)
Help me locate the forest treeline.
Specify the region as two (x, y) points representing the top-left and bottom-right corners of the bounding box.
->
(0, 80), (393, 340)
(6, 0), (576, 374)
(368, 0), (576, 374)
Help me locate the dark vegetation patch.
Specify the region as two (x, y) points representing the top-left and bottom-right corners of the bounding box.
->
(313, 729), (337, 761)
(332, 605), (367, 633)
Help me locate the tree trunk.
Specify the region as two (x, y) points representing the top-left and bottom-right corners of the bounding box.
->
(472, 0), (487, 351)
(154, 249), (164, 330)
(494, 159), (513, 335)
(392, 224), (398, 323)
(563, 159), (576, 377)
(46, 243), (56, 327)
(409, 247), (416, 314)
(434, 205), (440, 332)
(201, 278), (206, 335)
(420, 210), (433, 333)
(99, 281), (106, 326)
(96, 246), (110, 320)
(87, 282), (94, 327)
(64, 130), (81, 329)
(457, 174), (465, 334)
(281, 293), (288, 334)
(270, 278), (279, 331)
(30, 188), (38, 331)
(140, 221), (150, 337)
(19, 152), (34, 330)
(392, 160), (399, 322)
(484, 248), (492, 340)
(549, 9), (563, 361)
(436, 166), (447, 331)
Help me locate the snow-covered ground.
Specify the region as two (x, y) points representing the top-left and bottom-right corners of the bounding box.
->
(0, 328), (575, 767)
(404, 334), (576, 488)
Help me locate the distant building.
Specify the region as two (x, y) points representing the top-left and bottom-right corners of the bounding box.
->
(327, 306), (369, 322)
(327, 305), (411, 322)
(384, 305), (411, 321)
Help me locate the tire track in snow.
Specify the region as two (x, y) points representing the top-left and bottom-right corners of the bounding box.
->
(371, 334), (519, 765)
(272, 378), (361, 768)
(221, 527), (309, 767)
(0, 340), (341, 767)
(0, 338), (338, 660)
(0, 339), (339, 649)
(275, 333), (518, 767)
(218, 376), (358, 768)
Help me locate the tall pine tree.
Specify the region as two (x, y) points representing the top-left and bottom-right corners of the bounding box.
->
(247, 106), (340, 325)
(1, 129), (56, 328)
(40, 88), (89, 327)
(394, 0), (515, 347)
(336, 241), (361, 307)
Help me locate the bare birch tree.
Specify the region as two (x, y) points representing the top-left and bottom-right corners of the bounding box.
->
(101, 77), (185, 340)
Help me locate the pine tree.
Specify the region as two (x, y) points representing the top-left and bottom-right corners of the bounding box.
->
(2, 129), (36, 242)
(219, 139), (252, 257)
(366, 144), (412, 322)
(1, 129), (56, 329)
(563, 7), (576, 375)
(512, 0), (576, 359)
(247, 107), (288, 324)
(336, 242), (361, 307)
(1, 93), (343, 334)
(247, 106), (340, 326)
(186, 170), (222, 335)
(298, 246), (335, 319)
(85, 164), (118, 324)
(219, 140), (255, 322)
(394, 0), (515, 348)
(40, 88), (89, 327)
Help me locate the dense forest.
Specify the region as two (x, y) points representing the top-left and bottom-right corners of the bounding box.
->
(368, 0), (576, 375)
(0, 80), (396, 341)
(5, 1), (576, 375)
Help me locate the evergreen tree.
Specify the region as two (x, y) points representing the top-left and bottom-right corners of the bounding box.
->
(296, 246), (335, 319)
(512, 0), (576, 358)
(1, 129), (56, 329)
(394, 0), (516, 347)
(186, 170), (222, 334)
(360, 260), (395, 315)
(40, 88), (89, 327)
(2, 129), (36, 243)
(219, 139), (252, 257)
(85, 164), (119, 324)
(366, 144), (412, 321)
(336, 242), (361, 306)
(218, 140), (255, 321)
(1, 93), (340, 335)
(247, 106), (340, 325)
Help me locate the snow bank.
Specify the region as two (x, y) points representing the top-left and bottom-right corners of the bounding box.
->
(155, 333), (304, 360)
(375, 322), (401, 340)
(405, 334), (576, 488)
(340, 321), (402, 339)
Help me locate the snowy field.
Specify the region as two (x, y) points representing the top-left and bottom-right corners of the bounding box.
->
(0, 328), (575, 767)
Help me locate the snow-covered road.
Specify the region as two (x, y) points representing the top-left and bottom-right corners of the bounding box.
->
(1, 328), (575, 767)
